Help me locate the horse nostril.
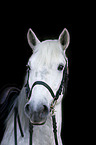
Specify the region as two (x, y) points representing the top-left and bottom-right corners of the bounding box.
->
(39, 105), (48, 119)
(43, 105), (48, 114)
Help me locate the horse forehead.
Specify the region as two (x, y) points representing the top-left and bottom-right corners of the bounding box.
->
(36, 40), (60, 52)
(29, 40), (64, 67)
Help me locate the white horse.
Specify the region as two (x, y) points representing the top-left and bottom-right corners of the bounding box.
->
(0, 28), (70, 145)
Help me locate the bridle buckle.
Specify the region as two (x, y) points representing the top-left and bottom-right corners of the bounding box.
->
(50, 99), (57, 116)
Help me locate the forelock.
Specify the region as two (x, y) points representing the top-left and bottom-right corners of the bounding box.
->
(29, 40), (65, 68)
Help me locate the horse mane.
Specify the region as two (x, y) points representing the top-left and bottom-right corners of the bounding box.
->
(0, 85), (20, 143)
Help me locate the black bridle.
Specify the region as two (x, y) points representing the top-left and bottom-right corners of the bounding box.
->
(25, 62), (68, 101)
(14, 61), (69, 145)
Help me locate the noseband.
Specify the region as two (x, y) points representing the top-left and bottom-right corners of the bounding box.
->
(26, 62), (68, 102)
(14, 61), (69, 145)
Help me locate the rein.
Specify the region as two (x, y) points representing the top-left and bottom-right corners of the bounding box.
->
(14, 62), (69, 145)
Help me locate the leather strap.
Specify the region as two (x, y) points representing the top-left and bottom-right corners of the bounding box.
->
(30, 81), (55, 99)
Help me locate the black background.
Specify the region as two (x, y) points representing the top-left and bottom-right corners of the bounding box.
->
(0, 15), (84, 145)
(0, 2), (93, 144)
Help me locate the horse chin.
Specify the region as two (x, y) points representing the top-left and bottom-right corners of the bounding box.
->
(29, 119), (46, 126)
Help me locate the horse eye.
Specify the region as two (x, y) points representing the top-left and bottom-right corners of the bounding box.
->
(58, 64), (64, 71)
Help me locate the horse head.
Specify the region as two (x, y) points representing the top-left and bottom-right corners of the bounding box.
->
(24, 28), (70, 125)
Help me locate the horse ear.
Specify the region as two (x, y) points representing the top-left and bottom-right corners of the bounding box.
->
(27, 28), (40, 50)
(59, 28), (70, 51)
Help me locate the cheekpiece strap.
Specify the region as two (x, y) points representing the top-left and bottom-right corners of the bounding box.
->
(25, 67), (31, 100)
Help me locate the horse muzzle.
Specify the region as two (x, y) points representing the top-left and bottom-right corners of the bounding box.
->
(24, 103), (49, 125)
